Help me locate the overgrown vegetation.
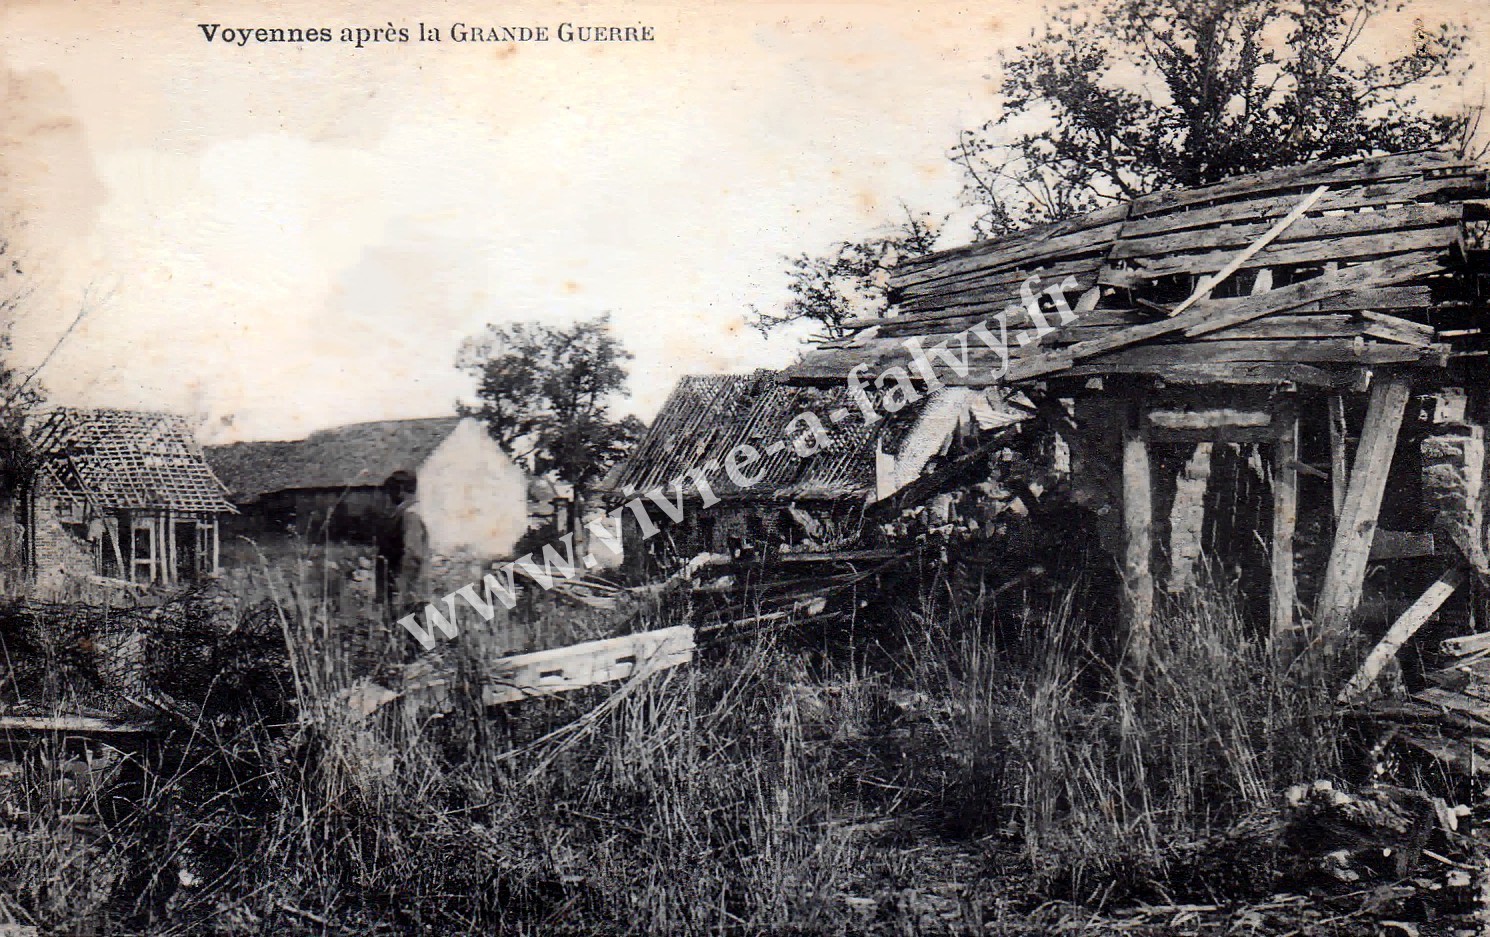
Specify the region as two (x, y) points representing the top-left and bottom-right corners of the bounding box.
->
(2, 550), (1423, 935)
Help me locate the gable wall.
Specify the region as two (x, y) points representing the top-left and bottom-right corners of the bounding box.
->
(416, 418), (529, 558)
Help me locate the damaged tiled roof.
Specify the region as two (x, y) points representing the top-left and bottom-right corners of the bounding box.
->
(606, 370), (919, 501)
(206, 417), (463, 501)
(31, 408), (236, 514)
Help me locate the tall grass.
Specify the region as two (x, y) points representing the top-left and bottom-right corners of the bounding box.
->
(0, 553), (1357, 932)
(1022, 572), (1344, 897)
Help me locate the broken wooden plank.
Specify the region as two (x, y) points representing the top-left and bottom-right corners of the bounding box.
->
(1272, 407), (1300, 649)
(1001, 253), (1447, 382)
(891, 219), (1126, 291)
(1110, 202), (1463, 260)
(894, 258), (1103, 312)
(1148, 408), (1272, 431)
(1078, 338), (1445, 368)
(1314, 376), (1414, 647)
(1370, 530), (1437, 560)
(1102, 225), (1460, 287)
(483, 625), (696, 706)
(1166, 185), (1330, 317)
(0, 715), (154, 734)
(864, 277), (1446, 339)
(1058, 361), (1351, 388)
(1120, 172), (1487, 240)
(1360, 310), (1438, 346)
(1443, 632), (1490, 658)
(891, 204), (1129, 286)
(1329, 393), (1349, 520)
(1129, 151), (1472, 218)
(1339, 566), (1467, 703)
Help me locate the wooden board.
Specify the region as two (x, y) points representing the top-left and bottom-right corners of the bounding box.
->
(0, 715), (154, 734)
(483, 625), (695, 706)
(1111, 203), (1462, 259)
(1100, 226), (1460, 287)
(890, 203), (1128, 285)
(865, 286), (1449, 341)
(1129, 151), (1472, 218)
(1272, 408), (1300, 647)
(891, 218), (1126, 290)
(1314, 377), (1414, 646)
(1120, 172), (1488, 240)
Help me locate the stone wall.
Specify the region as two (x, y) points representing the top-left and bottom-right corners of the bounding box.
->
(1421, 418), (1487, 570)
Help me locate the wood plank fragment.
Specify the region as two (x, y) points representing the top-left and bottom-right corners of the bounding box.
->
(1314, 377), (1414, 648)
(1129, 151), (1470, 217)
(1339, 566), (1466, 703)
(1164, 185), (1328, 318)
(1110, 202), (1462, 260)
(1329, 394), (1349, 520)
(483, 625), (696, 706)
(1102, 225), (1459, 286)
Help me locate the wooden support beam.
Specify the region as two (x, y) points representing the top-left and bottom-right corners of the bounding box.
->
(1272, 407), (1300, 649)
(1328, 394), (1349, 520)
(1122, 406), (1155, 678)
(1314, 376), (1414, 648)
(1338, 566), (1466, 703)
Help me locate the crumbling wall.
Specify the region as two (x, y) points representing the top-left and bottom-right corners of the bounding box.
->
(29, 478), (98, 587)
(1421, 395), (1487, 568)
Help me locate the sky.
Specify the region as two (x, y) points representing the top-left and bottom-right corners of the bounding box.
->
(0, 0), (1484, 443)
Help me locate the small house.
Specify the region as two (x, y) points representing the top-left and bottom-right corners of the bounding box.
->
(22, 408), (236, 588)
(206, 416), (535, 573)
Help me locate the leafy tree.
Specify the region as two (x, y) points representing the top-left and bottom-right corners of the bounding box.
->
(954, 0), (1474, 231)
(457, 315), (642, 543)
(751, 212), (941, 339)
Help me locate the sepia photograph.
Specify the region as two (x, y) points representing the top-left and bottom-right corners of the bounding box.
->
(2, 0), (1490, 933)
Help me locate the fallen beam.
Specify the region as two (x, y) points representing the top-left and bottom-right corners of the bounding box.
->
(1338, 566), (1466, 704)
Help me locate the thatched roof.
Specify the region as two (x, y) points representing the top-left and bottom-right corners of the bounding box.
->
(31, 408), (235, 514)
(206, 416), (463, 501)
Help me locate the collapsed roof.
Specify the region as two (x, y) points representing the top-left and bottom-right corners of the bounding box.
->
(31, 408), (235, 514)
(788, 150), (1490, 389)
(607, 369), (1018, 502)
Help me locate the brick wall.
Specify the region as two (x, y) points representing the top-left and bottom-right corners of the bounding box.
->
(30, 478), (100, 587)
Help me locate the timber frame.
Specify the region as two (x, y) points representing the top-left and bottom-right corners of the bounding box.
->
(786, 150), (1490, 672)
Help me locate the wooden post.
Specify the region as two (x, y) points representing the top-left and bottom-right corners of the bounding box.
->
(1271, 405), (1299, 651)
(1122, 404), (1155, 678)
(1328, 394), (1349, 521)
(1314, 376), (1413, 651)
